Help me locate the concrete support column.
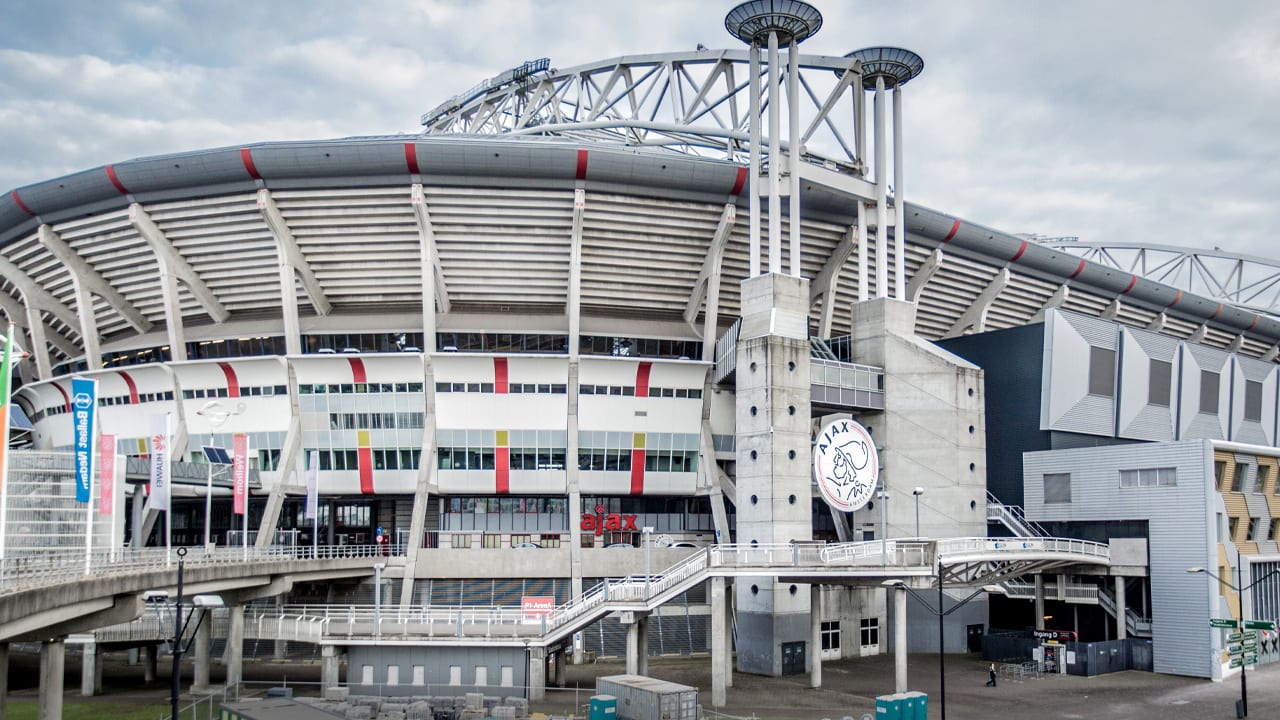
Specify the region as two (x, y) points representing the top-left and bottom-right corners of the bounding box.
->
(1115, 577), (1127, 641)
(553, 650), (566, 688)
(724, 580), (733, 688)
(626, 619), (640, 676)
(225, 604), (245, 691)
(638, 615), (649, 677)
(1033, 575), (1045, 628)
(711, 573), (732, 702)
(143, 644), (158, 685)
(273, 596), (286, 660)
(39, 638), (65, 720)
(809, 585), (822, 689)
(894, 585), (908, 693)
(527, 646), (546, 702)
(321, 645), (341, 691)
(81, 640), (103, 696)
(192, 611), (212, 693)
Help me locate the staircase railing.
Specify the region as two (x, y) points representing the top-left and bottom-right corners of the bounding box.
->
(986, 492), (1050, 538)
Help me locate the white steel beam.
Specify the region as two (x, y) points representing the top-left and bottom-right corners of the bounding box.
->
(38, 224), (152, 335)
(1101, 298), (1121, 321)
(944, 268), (1010, 338)
(411, 184), (451, 353)
(567, 187), (586, 359)
(685, 203), (737, 324)
(1146, 312), (1166, 333)
(905, 248), (944, 303)
(810, 226), (856, 339)
(0, 256), (80, 330)
(129, 203), (230, 325)
(1031, 284), (1070, 323)
(257, 188), (333, 318)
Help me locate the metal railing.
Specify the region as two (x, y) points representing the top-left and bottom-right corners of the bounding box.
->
(939, 536), (1109, 561)
(986, 492), (1050, 538)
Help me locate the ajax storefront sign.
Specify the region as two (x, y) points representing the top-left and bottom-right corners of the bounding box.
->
(813, 418), (880, 512)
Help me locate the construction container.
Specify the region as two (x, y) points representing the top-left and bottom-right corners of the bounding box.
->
(589, 695), (618, 720)
(596, 675), (698, 720)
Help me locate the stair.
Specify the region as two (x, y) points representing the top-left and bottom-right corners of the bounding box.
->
(986, 492), (1050, 538)
(1099, 586), (1152, 638)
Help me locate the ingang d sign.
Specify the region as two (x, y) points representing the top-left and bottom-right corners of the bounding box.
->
(813, 419), (879, 512)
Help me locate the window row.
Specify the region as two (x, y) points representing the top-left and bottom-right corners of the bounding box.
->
(309, 448), (424, 471)
(300, 383), (425, 394)
(436, 446), (698, 473)
(1119, 467), (1177, 488)
(436, 382), (567, 394)
(182, 386), (287, 400)
(329, 412), (426, 430)
(100, 391), (176, 406)
(448, 498), (569, 514)
(580, 385), (703, 399)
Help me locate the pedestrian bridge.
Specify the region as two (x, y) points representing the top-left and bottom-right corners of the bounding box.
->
(75, 536), (1109, 649)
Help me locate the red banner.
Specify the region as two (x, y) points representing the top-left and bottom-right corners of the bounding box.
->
(232, 433), (249, 515)
(98, 434), (115, 515)
(522, 596), (554, 621)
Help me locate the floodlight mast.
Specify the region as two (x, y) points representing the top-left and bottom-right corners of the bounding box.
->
(725, 0), (822, 279)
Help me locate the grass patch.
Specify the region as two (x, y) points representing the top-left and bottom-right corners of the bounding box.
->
(5, 701), (171, 720)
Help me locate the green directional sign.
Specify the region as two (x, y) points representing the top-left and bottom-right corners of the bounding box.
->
(1244, 619), (1276, 631)
(1246, 654), (1258, 664)
(1244, 642), (1257, 652)
(1243, 631), (1258, 641)
(1231, 657), (1244, 668)
(1229, 632), (1243, 642)
(1210, 618), (1239, 629)
(1229, 645), (1244, 655)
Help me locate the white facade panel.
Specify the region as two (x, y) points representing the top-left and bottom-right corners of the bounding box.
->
(1117, 325), (1176, 441)
(1041, 309), (1116, 436)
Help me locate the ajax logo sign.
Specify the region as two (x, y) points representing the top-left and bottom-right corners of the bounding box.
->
(812, 419), (879, 512)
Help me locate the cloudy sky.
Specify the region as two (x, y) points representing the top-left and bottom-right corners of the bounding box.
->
(2, 1), (1277, 259)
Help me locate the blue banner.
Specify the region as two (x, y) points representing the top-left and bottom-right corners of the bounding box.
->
(71, 377), (97, 503)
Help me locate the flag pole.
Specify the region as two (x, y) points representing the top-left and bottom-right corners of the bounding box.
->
(0, 323), (16, 575)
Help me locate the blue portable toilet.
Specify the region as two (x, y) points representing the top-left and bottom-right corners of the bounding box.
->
(902, 692), (928, 720)
(589, 695), (617, 720)
(875, 693), (901, 720)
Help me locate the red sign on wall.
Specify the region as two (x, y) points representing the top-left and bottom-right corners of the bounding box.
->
(522, 596), (555, 621)
(580, 504), (638, 535)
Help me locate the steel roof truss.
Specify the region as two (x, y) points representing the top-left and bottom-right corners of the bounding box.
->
(128, 203), (229, 325)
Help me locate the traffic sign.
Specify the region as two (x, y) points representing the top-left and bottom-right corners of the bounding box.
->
(1246, 654), (1258, 664)
(1228, 645), (1243, 656)
(1210, 618), (1239, 629)
(1244, 620), (1276, 631)
(1230, 657), (1244, 668)
(1244, 642), (1257, 652)
(1228, 632), (1243, 642)
(1243, 631), (1258, 641)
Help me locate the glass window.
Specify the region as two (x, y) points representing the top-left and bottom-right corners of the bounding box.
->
(1148, 359), (1172, 407)
(1044, 473), (1071, 504)
(820, 620), (841, 652)
(1087, 347), (1115, 397)
(1245, 380), (1264, 423)
(1200, 371), (1220, 414)
(859, 617), (879, 647)
(1215, 461), (1227, 490)
(1231, 463), (1246, 492)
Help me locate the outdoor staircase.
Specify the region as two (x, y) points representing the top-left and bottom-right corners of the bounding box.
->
(1098, 585), (1152, 638)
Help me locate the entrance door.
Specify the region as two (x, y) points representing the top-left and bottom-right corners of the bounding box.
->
(967, 624), (985, 653)
(781, 641), (806, 675)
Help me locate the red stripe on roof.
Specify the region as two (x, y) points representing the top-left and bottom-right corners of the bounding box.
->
(576, 149), (589, 180)
(1167, 290), (1183, 308)
(730, 167), (748, 196)
(358, 446), (374, 494)
(1068, 259), (1087, 279)
(118, 370), (139, 404)
(404, 143), (420, 175)
(1210, 303), (1225, 320)
(494, 357), (508, 394)
(942, 219), (961, 243)
(53, 381), (71, 412)
(1009, 241), (1028, 263)
(635, 362), (652, 398)
(1249, 315), (1260, 330)
(240, 149), (262, 180)
(217, 361), (241, 398)
(1121, 276), (1138, 294)
(496, 447), (510, 494)
(10, 190), (36, 217)
(347, 357), (367, 383)
(630, 449), (646, 495)
(105, 165), (130, 195)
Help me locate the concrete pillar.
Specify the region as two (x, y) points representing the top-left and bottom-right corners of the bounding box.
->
(81, 640), (103, 696)
(225, 604), (245, 690)
(553, 650), (566, 688)
(192, 611), (212, 693)
(809, 585), (822, 688)
(321, 645), (341, 691)
(711, 577), (727, 707)
(894, 585), (908, 693)
(39, 638), (65, 720)
(273, 596), (287, 659)
(0, 642), (9, 720)
(637, 615), (649, 677)
(1115, 576), (1127, 641)
(1033, 575), (1045, 628)
(724, 580), (733, 688)
(143, 644), (158, 685)
(527, 646), (546, 701)
(625, 619), (640, 676)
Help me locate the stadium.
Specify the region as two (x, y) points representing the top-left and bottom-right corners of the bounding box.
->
(2, 1), (1280, 709)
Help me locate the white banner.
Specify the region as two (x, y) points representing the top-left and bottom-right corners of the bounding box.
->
(146, 414), (171, 512)
(305, 450), (319, 520)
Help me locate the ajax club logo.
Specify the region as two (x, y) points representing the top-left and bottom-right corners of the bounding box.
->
(812, 419), (879, 512)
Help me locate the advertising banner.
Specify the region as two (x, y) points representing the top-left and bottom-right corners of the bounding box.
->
(99, 434), (116, 515)
(71, 377), (97, 503)
(146, 414), (170, 512)
(232, 433), (249, 515)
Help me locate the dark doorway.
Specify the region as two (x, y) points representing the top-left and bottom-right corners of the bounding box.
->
(781, 641), (806, 675)
(967, 624), (985, 653)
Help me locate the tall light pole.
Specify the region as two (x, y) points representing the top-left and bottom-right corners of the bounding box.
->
(642, 526), (654, 598)
(196, 400), (243, 550)
(145, 548), (224, 720)
(912, 487), (924, 537)
(374, 562), (386, 637)
(1188, 564), (1280, 717)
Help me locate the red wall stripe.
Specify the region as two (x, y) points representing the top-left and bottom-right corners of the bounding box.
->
(1068, 259), (1087, 279)
(496, 447), (510, 494)
(630, 449), (646, 495)
(494, 357), (509, 394)
(53, 382), (71, 412)
(576, 149), (589, 180)
(635, 362), (652, 398)
(118, 370), (139, 404)
(1249, 314), (1261, 330)
(358, 447), (374, 494)
(404, 143), (420, 175)
(240, 148), (262, 181)
(217, 361), (241, 398)
(105, 165), (130, 195)
(10, 190), (35, 217)
(1009, 241), (1028, 263)
(942, 219), (961, 243)
(1210, 303), (1225, 320)
(1121, 275), (1138, 294)
(347, 357), (367, 383)
(730, 166), (748, 196)
(1166, 290), (1183, 308)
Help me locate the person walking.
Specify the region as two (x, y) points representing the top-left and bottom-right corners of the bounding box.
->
(986, 663), (997, 687)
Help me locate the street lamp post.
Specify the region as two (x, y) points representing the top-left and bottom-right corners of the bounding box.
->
(1188, 564), (1280, 718)
(912, 487), (924, 537)
(145, 547), (223, 720)
(374, 562), (386, 637)
(196, 400), (243, 551)
(884, 569), (1005, 720)
(642, 526), (654, 598)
